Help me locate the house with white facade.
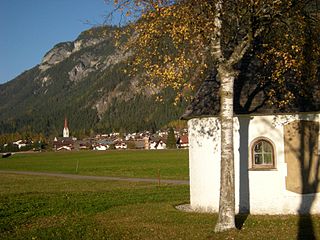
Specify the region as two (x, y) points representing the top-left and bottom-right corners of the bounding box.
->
(182, 72), (320, 214)
(13, 140), (27, 149)
(149, 139), (167, 150)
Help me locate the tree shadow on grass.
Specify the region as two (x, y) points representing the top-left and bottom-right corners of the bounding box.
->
(297, 214), (317, 240)
(235, 214), (249, 230)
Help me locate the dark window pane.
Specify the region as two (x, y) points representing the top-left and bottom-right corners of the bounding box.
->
(255, 154), (263, 164)
(254, 142), (262, 153)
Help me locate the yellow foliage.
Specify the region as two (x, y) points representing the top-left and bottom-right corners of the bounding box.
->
(108, 0), (320, 107)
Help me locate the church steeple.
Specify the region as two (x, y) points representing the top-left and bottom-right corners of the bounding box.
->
(63, 117), (70, 138)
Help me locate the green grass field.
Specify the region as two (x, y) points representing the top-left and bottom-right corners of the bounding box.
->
(1, 150), (319, 239)
(0, 150), (189, 180)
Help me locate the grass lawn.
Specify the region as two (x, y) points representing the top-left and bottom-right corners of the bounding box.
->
(0, 173), (319, 240)
(0, 150), (319, 239)
(0, 150), (189, 180)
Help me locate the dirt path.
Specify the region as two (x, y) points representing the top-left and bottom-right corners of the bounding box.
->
(0, 170), (189, 185)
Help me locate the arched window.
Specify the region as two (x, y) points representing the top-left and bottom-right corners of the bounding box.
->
(251, 138), (275, 169)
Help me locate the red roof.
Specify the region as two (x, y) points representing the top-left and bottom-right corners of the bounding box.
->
(180, 135), (188, 144)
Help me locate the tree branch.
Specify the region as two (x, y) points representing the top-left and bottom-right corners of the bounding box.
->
(210, 0), (225, 62)
(227, 27), (264, 66)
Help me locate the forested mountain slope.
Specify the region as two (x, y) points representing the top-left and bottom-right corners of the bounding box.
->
(0, 26), (186, 137)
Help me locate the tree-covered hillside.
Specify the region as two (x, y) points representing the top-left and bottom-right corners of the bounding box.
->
(0, 26), (186, 137)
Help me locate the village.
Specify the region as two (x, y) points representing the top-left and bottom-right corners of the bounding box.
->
(53, 117), (189, 151)
(53, 127), (189, 152)
(1, 118), (189, 154)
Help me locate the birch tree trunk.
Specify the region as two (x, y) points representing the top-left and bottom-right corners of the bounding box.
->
(214, 64), (237, 232)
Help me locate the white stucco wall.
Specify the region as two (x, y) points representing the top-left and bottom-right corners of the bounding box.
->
(188, 118), (221, 212)
(188, 113), (320, 214)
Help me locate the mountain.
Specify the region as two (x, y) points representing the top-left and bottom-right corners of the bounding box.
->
(0, 26), (186, 137)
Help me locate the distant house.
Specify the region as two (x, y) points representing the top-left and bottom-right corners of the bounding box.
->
(94, 145), (109, 151)
(115, 142), (127, 150)
(56, 145), (72, 151)
(133, 139), (146, 149)
(96, 139), (112, 150)
(13, 140), (27, 149)
(149, 141), (157, 150)
(150, 139), (167, 150)
(53, 137), (75, 151)
(2, 152), (12, 158)
(182, 72), (320, 214)
(73, 140), (92, 150)
(156, 140), (166, 149)
(143, 136), (150, 149)
(177, 135), (189, 149)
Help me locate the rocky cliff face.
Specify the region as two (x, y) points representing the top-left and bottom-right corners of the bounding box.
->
(0, 26), (185, 135)
(40, 37), (106, 69)
(39, 42), (74, 70)
(39, 29), (109, 81)
(68, 53), (97, 82)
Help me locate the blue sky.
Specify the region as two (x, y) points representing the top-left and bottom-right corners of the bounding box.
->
(0, 0), (119, 84)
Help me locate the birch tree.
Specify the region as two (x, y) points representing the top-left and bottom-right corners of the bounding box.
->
(107, 0), (320, 232)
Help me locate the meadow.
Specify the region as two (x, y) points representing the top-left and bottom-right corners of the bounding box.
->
(0, 150), (189, 180)
(0, 150), (319, 239)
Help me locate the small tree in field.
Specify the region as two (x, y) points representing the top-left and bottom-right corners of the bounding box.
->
(107, 0), (320, 232)
(166, 127), (177, 149)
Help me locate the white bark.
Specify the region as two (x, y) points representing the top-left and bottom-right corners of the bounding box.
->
(209, 0), (237, 232)
(214, 64), (237, 232)
(210, 0), (224, 61)
(209, 0), (254, 232)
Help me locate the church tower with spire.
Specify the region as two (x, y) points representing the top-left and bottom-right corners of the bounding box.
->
(63, 117), (70, 138)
